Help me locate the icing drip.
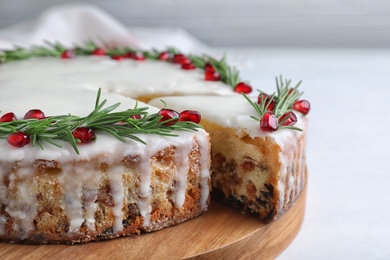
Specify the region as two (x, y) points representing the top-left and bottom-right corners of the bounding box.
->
(6, 163), (37, 238)
(278, 119), (308, 213)
(60, 163), (86, 233)
(0, 163), (11, 235)
(137, 154), (152, 228)
(197, 132), (211, 210)
(173, 136), (192, 208)
(107, 165), (125, 232)
(81, 166), (100, 232)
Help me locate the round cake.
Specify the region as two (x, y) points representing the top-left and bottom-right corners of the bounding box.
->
(0, 44), (310, 243)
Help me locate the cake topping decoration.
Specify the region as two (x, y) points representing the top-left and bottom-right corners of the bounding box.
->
(179, 110), (202, 124)
(158, 51), (171, 61)
(72, 127), (96, 144)
(234, 82), (253, 94)
(0, 89), (202, 153)
(181, 62), (196, 70)
(293, 100), (311, 115)
(260, 111), (279, 132)
(61, 50), (75, 59)
(24, 109), (46, 120)
(91, 48), (106, 56)
(0, 112), (16, 122)
(7, 132), (30, 147)
(158, 108), (180, 126)
(280, 111), (298, 127)
(243, 76), (310, 132)
(0, 41), (248, 93)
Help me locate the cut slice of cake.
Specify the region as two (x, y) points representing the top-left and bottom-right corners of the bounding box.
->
(0, 86), (211, 244)
(149, 86), (309, 221)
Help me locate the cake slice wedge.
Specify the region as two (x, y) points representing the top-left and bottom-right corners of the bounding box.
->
(149, 92), (308, 221)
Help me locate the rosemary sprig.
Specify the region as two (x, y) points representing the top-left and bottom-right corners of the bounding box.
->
(243, 76), (303, 131)
(0, 89), (202, 154)
(0, 42), (242, 89)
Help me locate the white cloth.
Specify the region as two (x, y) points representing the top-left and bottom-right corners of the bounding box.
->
(0, 3), (211, 54)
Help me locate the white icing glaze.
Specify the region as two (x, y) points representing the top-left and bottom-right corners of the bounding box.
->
(0, 56), (234, 101)
(173, 135), (192, 208)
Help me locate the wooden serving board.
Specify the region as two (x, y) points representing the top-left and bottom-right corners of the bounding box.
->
(0, 186), (306, 260)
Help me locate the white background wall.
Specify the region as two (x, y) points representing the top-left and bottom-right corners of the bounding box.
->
(0, 0), (389, 47)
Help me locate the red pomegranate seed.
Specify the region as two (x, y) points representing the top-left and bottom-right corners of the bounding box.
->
(293, 100), (311, 115)
(280, 112), (298, 126)
(257, 93), (276, 111)
(7, 132), (30, 147)
(111, 55), (125, 61)
(24, 109), (45, 120)
(260, 112), (278, 132)
(133, 52), (146, 61)
(234, 82), (252, 94)
(205, 71), (221, 81)
(172, 54), (190, 65)
(61, 50), (75, 59)
(158, 51), (171, 61)
(130, 114), (142, 119)
(181, 62), (196, 70)
(91, 48), (106, 56)
(288, 88), (299, 96)
(125, 52), (146, 61)
(72, 127), (96, 143)
(158, 109), (179, 125)
(204, 62), (215, 73)
(0, 112), (16, 122)
(179, 110), (201, 123)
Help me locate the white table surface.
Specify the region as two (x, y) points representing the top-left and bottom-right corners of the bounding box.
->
(218, 48), (390, 259)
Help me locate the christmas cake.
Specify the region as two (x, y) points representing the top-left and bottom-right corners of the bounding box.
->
(0, 43), (310, 243)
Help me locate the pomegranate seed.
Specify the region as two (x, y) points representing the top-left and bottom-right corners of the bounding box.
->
(125, 52), (146, 61)
(130, 114), (142, 119)
(280, 112), (298, 126)
(257, 93), (276, 111)
(72, 127), (96, 143)
(181, 62), (196, 70)
(158, 109), (179, 125)
(61, 50), (75, 59)
(132, 52), (146, 61)
(126, 109), (142, 120)
(179, 110), (201, 124)
(204, 62), (215, 73)
(0, 112), (16, 122)
(24, 109), (45, 120)
(158, 51), (171, 61)
(234, 82), (252, 94)
(7, 132), (30, 148)
(91, 48), (106, 56)
(205, 71), (221, 81)
(172, 54), (190, 65)
(288, 88), (299, 96)
(111, 55), (125, 61)
(293, 100), (311, 115)
(260, 112), (278, 132)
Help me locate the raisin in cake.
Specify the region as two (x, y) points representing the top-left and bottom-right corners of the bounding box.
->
(149, 94), (308, 221)
(0, 85), (211, 244)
